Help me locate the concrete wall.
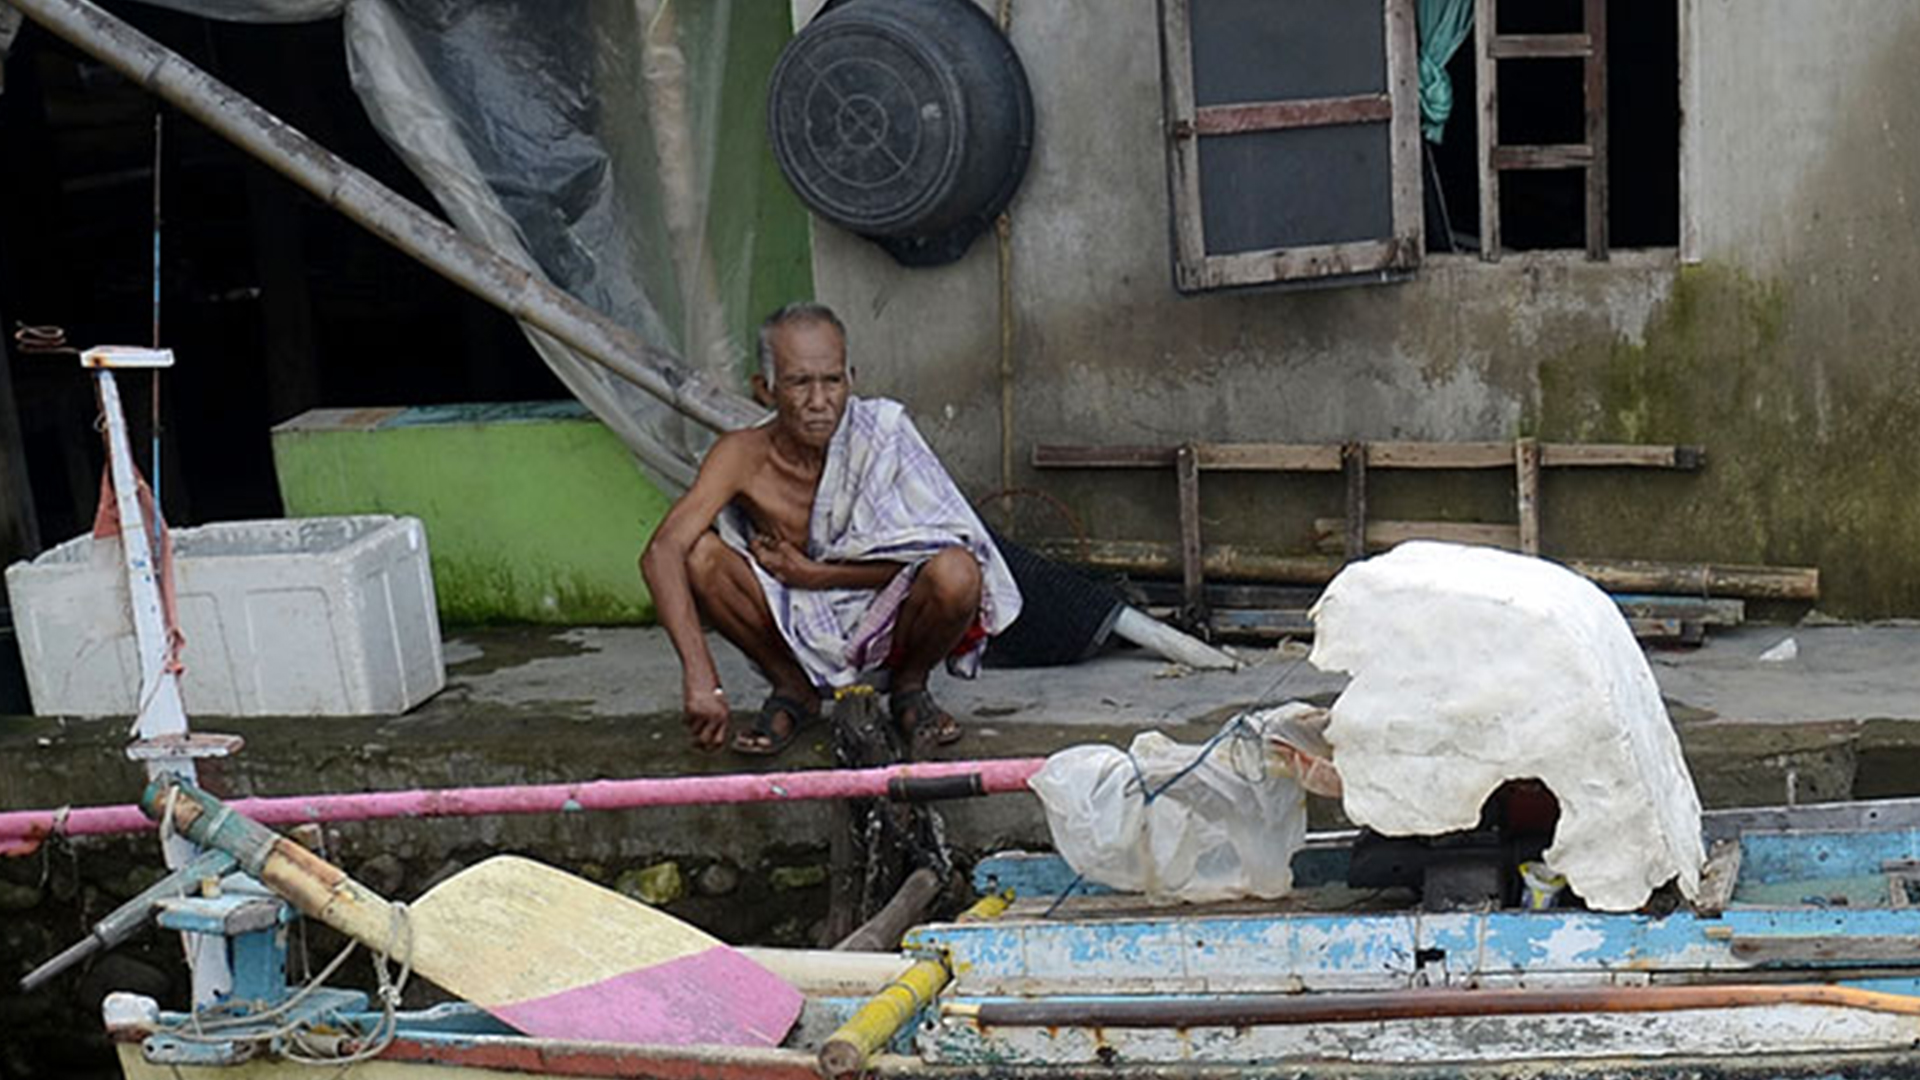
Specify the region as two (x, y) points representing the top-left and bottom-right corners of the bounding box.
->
(808, 0), (1920, 617)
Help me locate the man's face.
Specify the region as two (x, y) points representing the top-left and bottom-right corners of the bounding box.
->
(763, 320), (851, 451)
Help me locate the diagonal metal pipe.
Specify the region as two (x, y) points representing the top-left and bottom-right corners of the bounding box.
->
(4, 0), (763, 449)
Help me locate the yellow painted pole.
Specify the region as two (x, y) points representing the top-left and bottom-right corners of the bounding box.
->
(817, 891), (1012, 1078)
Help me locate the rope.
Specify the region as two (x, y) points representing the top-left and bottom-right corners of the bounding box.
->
(149, 903), (415, 1068)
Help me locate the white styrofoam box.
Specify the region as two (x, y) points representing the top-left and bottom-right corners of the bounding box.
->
(4, 516), (444, 718)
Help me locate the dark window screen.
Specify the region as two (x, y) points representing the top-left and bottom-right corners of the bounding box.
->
(1199, 124), (1393, 253)
(1189, 0), (1386, 106)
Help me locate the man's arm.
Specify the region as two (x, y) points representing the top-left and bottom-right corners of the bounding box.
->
(749, 535), (902, 592)
(641, 437), (752, 746)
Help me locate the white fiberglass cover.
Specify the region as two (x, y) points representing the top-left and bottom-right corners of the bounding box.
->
(1309, 541), (1704, 911)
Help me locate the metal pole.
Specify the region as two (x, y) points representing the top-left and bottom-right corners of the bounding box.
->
(0, 758), (1051, 852)
(5, 0), (762, 445)
(93, 364), (230, 1005)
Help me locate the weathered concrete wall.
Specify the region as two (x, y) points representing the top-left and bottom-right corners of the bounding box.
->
(808, 0), (1920, 616)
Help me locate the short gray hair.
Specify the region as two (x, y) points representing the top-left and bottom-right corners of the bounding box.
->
(757, 301), (846, 379)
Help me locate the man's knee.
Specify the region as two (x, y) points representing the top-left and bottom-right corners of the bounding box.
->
(920, 548), (983, 614)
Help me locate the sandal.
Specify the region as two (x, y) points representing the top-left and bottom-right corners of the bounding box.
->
(732, 693), (820, 757)
(889, 687), (963, 752)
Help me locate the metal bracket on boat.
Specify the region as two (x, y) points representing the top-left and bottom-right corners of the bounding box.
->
(126, 732), (245, 762)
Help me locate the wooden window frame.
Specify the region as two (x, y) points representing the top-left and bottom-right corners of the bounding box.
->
(1159, 0), (1424, 293)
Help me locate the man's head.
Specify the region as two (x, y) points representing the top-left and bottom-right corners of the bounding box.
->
(754, 302), (852, 451)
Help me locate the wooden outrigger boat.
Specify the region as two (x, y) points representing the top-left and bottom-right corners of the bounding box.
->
(93, 788), (1920, 1080)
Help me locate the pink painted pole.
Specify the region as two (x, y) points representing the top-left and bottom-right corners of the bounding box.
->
(0, 758), (1047, 856)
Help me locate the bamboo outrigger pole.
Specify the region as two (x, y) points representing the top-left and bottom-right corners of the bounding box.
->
(4, 0), (763, 451)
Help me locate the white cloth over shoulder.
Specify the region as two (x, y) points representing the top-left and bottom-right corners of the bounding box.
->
(721, 397), (1021, 689)
(1309, 541), (1705, 911)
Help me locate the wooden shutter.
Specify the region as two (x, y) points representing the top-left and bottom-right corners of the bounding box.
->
(1160, 0), (1422, 292)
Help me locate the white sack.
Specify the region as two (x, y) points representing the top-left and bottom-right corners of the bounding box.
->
(1309, 541), (1705, 911)
(1029, 720), (1307, 903)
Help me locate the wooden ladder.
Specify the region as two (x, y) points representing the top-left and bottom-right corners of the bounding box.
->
(1475, 0), (1609, 260)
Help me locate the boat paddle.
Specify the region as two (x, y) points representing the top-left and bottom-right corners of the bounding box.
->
(139, 777), (803, 1047)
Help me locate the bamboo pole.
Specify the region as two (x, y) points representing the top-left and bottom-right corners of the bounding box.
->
(1030, 539), (1818, 601)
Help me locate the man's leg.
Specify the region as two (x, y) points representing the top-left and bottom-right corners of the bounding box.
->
(887, 548), (983, 746)
(686, 532), (818, 747)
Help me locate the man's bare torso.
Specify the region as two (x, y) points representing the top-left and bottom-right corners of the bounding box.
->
(720, 426), (823, 550)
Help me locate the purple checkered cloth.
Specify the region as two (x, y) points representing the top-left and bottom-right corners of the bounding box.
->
(719, 397), (1021, 690)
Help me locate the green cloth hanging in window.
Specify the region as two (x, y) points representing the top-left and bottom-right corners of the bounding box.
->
(1418, 0), (1474, 143)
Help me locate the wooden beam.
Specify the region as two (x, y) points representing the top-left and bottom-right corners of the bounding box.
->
(1032, 538), (1819, 601)
(1475, 0), (1500, 260)
(1189, 95), (1392, 137)
(1030, 539), (1345, 586)
(1492, 144), (1595, 170)
(1313, 519), (1522, 553)
(1342, 443), (1368, 563)
(1175, 444), (1204, 622)
(1488, 33), (1593, 59)
(1610, 594), (1745, 625)
(1560, 557), (1819, 601)
(1198, 443), (1343, 471)
(1583, 0), (1611, 261)
(1037, 441), (1703, 472)
(1130, 581), (1324, 610)
(1515, 437), (1542, 555)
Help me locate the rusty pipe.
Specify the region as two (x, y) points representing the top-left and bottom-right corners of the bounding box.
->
(958, 983), (1920, 1029)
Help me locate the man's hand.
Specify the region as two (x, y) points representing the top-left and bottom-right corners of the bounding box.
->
(750, 535), (821, 589)
(684, 685), (731, 751)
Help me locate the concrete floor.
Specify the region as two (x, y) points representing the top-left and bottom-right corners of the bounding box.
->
(449, 621), (1920, 733)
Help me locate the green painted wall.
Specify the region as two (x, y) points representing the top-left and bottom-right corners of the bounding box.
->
(272, 404), (672, 625)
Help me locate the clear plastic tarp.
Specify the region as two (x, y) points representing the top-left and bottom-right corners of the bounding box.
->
(8, 0), (791, 489)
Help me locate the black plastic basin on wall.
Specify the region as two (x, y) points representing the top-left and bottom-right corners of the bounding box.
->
(767, 0), (1035, 267)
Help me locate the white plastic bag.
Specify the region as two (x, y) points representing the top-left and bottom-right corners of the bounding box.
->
(1028, 719), (1307, 903)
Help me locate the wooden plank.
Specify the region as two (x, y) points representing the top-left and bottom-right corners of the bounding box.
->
(1208, 608), (1318, 640)
(1030, 539), (1345, 586)
(1037, 442), (1702, 472)
(1515, 436), (1542, 555)
(1492, 144), (1596, 170)
(1729, 936), (1920, 965)
(1032, 444), (1177, 469)
(1176, 444), (1204, 620)
(1342, 443), (1368, 562)
(1190, 95), (1391, 136)
(1610, 594), (1745, 625)
(1183, 238), (1417, 291)
(1131, 581), (1324, 610)
(1540, 443), (1706, 469)
(1033, 538), (1818, 601)
(1560, 557), (1819, 601)
(1475, 0), (1500, 260)
(1583, 0), (1611, 260)
(1487, 33), (1593, 59)
(1197, 443), (1344, 471)
(1366, 440), (1509, 468)
(1159, 0), (1208, 291)
(1313, 519), (1522, 552)
(1627, 618), (1705, 646)
(1385, 0), (1424, 262)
